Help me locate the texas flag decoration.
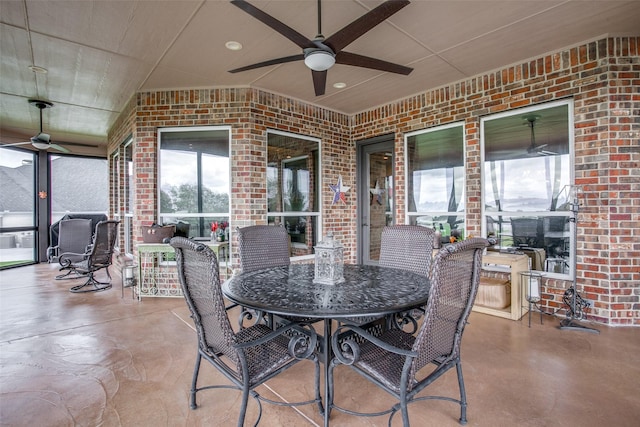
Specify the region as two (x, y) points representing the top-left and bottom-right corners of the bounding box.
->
(330, 175), (350, 205)
(370, 180), (384, 205)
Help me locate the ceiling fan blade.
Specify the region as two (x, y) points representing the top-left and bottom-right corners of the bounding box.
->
(312, 70), (327, 96)
(336, 51), (412, 75)
(229, 54), (305, 73)
(324, 0), (410, 53)
(1, 142), (32, 147)
(55, 141), (100, 148)
(50, 144), (70, 153)
(231, 0), (315, 49)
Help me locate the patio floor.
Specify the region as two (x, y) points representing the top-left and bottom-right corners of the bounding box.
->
(1, 262), (638, 426)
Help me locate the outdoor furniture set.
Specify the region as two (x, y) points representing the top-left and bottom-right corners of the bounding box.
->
(171, 225), (489, 427)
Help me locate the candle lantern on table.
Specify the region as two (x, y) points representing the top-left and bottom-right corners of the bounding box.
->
(313, 233), (345, 285)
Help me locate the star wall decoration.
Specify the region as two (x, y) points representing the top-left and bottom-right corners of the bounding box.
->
(329, 175), (350, 205)
(370, 180), (384, 205)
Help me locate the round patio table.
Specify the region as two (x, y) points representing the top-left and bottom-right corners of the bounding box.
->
(222, 263), (431, 427)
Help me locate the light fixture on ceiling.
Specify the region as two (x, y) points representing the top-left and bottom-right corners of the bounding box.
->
(28, 65), (48, 74)
(333, 82), (347, 89)
(304, 50), (335, 72)
(225, 41), (243, 51)
(31, 138), (51, 150)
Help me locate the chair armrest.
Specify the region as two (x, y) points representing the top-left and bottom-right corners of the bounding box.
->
(234, 322), (318, 360)
(58, 251), (89, 267)
(331, 324), (417, 366)
(47, 245), (59, 262)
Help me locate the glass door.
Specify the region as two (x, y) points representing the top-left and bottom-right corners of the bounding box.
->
(357, 136), (394, 265)
(0, 147), (37, 268)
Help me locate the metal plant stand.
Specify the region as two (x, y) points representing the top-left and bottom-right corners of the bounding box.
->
(559, 186), (599, 334)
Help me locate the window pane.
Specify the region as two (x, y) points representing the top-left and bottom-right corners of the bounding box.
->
(483, 104), (570, 213)
(406, 124), (465, 243)
(267, 132), (320, 255)
(0, 148), (35, 227)
(50, 155), (108, 223)
(159, 127), (230, 238)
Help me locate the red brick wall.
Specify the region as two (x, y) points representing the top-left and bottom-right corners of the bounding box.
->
(350, 37), (639, 325)
(108, 88), (353, 265)
(108, 36), (638, 325)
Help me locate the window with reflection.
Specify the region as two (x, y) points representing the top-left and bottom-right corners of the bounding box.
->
(159, 127), (230, 238)
(406, 123), (465, 245)
(482, 100), (573, 277)
(267, 131), (320, 257)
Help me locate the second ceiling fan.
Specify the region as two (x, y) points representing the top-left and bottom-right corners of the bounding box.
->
(229, 0), (413, 96)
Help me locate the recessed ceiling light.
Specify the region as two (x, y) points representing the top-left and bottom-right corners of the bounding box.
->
(225, 41), (243, 51)
(333, 82), (347, 89)
(28, 65), (48, 74)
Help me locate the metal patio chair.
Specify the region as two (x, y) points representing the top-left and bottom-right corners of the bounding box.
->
(343, 225), (435, 334)
(237, 225), (319, 327)
(47, 218), (93, 263)
(56, 220), (119, 293)
(329, 237), (490, 426)
(169, 237), (321, 427)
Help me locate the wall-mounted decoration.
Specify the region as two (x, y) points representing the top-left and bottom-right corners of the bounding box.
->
(370, 180), (384, 205)
(329, 175), (350, 205)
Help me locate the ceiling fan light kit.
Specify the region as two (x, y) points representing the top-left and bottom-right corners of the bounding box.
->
(304, 50), (335, 71)
(31, 134), (51, 150)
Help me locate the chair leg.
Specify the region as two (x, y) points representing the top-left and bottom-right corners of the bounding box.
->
(238, 385), (250, 427)
(190, 352), (202, 409)
(400, 394), (410, 427)
(456, 360), (468, 425)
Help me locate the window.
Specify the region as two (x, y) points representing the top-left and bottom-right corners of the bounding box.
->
(114, 137), (134, 254)
(267, 130), (320, 258)
(406, 123), (465, 245)
(159, 127), (230, 238)
(481, 100), (573, 277)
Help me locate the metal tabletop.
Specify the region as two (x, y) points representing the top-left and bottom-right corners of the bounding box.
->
(222, 263), (431, 320)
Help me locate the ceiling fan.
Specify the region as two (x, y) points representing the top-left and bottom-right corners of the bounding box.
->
(524, 114), (557, 156)
(1, 99), (96, 153)
(229, 0), (413, 96)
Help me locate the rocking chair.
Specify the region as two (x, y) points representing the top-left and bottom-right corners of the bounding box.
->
(56, 220), (120, 293)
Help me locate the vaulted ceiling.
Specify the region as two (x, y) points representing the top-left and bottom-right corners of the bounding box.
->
(1, 0), (638, 155)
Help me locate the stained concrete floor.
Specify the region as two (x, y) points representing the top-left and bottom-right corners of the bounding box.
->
(1, 263), (639, 427)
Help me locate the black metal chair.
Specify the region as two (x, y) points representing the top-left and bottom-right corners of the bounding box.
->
(344, 225), (435, 333)
(236, 225), (318, 327)
(47, 218), (93, 263)
(169, 237), (321, 427)
(329, 237), (490, 426)
(237, 224), (291, 272)
(379, 225), (435, 277)
(56, 220), (119, 293)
